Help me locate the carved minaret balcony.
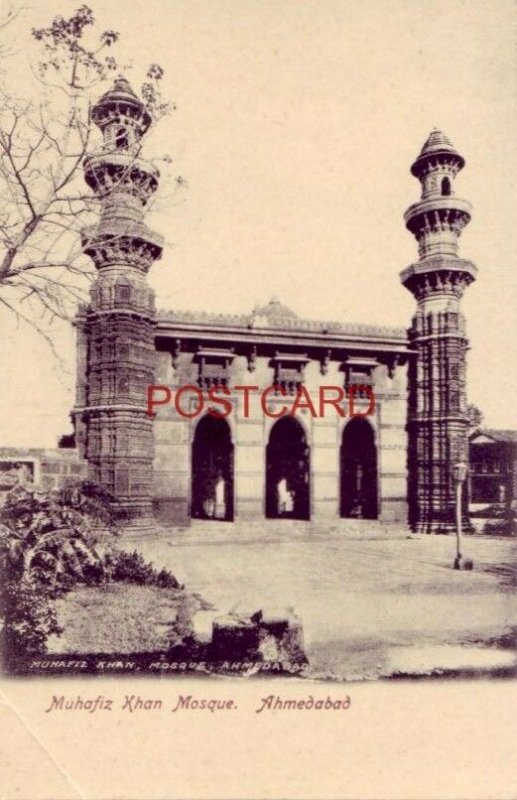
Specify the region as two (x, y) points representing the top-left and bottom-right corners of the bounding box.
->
(401, 130), (476, 533)
(74, 77), (164, 518)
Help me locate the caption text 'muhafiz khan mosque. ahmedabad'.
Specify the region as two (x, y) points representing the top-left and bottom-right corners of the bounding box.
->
(71, 77), (476, 534)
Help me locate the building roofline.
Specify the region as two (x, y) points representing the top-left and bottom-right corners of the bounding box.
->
(470, 428), (517, 443)
(156, 308), (408, 342)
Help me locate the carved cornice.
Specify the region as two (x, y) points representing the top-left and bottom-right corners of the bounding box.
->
(156, 307), (407, 340)
(404, 197), (472, 233)
(401, 257), (476, 300)
(84, 154), (159, 204)
(403, 268), (475, 301)
(82, 229), (163, 272)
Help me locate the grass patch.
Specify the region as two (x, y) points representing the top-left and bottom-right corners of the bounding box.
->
(48, 583), (210, 654)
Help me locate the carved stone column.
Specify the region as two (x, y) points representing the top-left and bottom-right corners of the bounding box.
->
(73, 77), (163, 517)
(401, 131), (476, 533)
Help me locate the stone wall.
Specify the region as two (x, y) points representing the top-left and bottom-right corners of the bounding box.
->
(0, 447), (87, 499)
(152, 350), (408, 525)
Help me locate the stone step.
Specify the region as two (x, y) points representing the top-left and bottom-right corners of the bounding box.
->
(117, 517), (406, 547)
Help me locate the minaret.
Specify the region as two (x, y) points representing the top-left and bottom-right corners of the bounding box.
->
(74, 77), (163, 518)
(401, 130), (476, 533)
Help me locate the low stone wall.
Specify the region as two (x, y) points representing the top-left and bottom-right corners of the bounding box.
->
(0, 446), (87, 498)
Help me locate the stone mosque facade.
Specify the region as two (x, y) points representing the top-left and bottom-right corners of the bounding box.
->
(72, 78), (476, 533)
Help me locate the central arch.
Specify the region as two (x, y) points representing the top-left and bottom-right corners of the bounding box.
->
(191, 415), (234, 521)
(266, 416), (310, 520)
(340, 418), (378, 519)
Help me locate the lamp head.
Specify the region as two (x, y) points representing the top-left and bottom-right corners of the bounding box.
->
(453, 461), (468, 483)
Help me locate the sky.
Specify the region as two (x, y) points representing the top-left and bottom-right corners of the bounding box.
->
(0, 0), (515, 446)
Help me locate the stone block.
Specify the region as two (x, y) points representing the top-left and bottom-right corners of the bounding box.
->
(235, 421), (263, 444)
(379, 497), (407, 523)
(312, 447), (339, 474)
(154, 419), (187, 445)
(234, 498), (264, 519)
(312, 498), (339, 518)
(43, 462), (63, 475)
(153, 497), (189, 525)
(312, 423), (339, 445)
(380, 475), (407, 498)
(153, 469), (189, 497)
(379, 448), (407, 473)
(210, 609), (307, 667)
(235, 473), (263, 500)
(312, 474), (339, 498)
(235, 447), (265, 476)
(211, 615), (259, 660)
(70, 463), (86, 475)
(154, 443), (189, 471)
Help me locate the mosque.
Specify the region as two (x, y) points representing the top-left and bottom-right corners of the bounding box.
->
(71, 77), (476, 533)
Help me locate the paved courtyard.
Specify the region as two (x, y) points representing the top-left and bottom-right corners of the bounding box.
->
(128, 523), (516, 680)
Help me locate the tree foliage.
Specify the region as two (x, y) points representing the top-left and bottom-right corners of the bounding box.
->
(32, 4), (120, 89)
(0, 482), (120, 592)
(0, 5), (171, 343)
(1, 579), (63, 659)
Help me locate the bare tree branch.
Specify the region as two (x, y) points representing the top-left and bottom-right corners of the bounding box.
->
(0, 5), (174, 345)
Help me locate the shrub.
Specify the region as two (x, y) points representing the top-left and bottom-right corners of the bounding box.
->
(0, 481), (120, 662)
(103, 549), (180, 589)
(0, 481), (120, 595)
(0, 578), (63, 667)
(0, 482), (181, 665)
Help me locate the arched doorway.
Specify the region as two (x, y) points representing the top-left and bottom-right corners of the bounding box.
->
(266, 417), (310, 520)
(340, 418), (378, 519)
(192, 415), (234, 521)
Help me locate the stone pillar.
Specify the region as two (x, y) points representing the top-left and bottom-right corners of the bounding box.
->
(401, 130), (476, 533)
(73, 77), (163, 518)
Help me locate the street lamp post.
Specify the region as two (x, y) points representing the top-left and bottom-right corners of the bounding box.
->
(452, 461), (468, 569)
